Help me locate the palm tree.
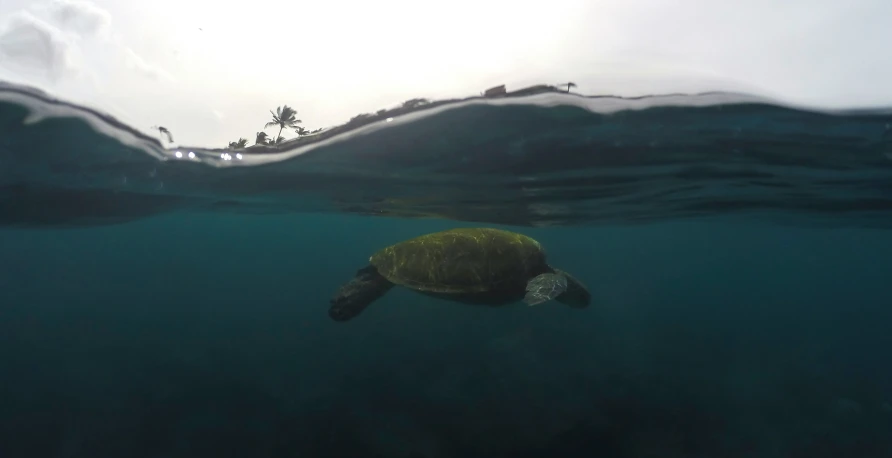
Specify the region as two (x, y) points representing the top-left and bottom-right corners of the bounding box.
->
(564, 82), (577, 93)
(265, 105), (302, 142)
(228, 138), (248, 149)
(255, 131), (271, 145)
(294, 126), (310, 137)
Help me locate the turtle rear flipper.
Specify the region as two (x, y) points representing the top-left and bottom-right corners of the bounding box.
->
(329, 265), (395, 321)
(523, 273), (568, 306)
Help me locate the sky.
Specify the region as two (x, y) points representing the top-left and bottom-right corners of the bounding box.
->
(1, 0), (891, 147)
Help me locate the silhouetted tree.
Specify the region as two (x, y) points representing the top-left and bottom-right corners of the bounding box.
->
(293, 126), (310, 137)
(348, 113), (373, 124)
(255, 131), (271, 145)
(564, 82), (577, 93)
(265, 105), (302, 142)
(401, 98), (430, 109)
(228, 138), (248, 149)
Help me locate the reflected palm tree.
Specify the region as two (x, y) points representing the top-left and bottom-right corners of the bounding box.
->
(265, 105), (302, 143)
(228, 138), (248, 149)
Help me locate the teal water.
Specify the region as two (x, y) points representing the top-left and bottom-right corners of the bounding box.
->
(2, 81), (892, 457)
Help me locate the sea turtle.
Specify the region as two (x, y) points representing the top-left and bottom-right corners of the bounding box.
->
(328, 227), (591, 321)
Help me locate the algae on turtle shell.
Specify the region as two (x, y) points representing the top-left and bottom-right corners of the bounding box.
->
(328, 228), (590, 322)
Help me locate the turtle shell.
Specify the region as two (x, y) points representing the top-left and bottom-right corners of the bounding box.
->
(369, 227), (548, 294)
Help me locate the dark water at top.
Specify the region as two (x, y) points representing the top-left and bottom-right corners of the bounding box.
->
(1, 80), (892, 458)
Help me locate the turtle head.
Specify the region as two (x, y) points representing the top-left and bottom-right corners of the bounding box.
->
(552, 268), (591, 308)
(328, 265), (394, 322)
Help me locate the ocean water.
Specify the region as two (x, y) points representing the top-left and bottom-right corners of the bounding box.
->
(2, 80), (892, 457)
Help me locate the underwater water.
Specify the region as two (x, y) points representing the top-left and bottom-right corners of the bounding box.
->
(2, 80), (892, 457)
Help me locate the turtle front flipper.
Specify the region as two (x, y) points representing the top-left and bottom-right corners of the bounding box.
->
(523, 273), (568, 306)
(329, 265), (395, 321)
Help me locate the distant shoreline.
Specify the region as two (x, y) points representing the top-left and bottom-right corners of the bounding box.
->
(235, 84), (573, 154)
(228, 83), (775, 155)
(0, 79), (781, 156)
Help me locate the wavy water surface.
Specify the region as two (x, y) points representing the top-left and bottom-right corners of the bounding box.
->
(2, 80), (892, 228)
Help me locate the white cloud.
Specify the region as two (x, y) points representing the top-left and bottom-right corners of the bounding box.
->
(122, 46), (174, 82)
(0, 11), (81, 82)
(0, 0), (173, 86)
(42, 0), (111, 39)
